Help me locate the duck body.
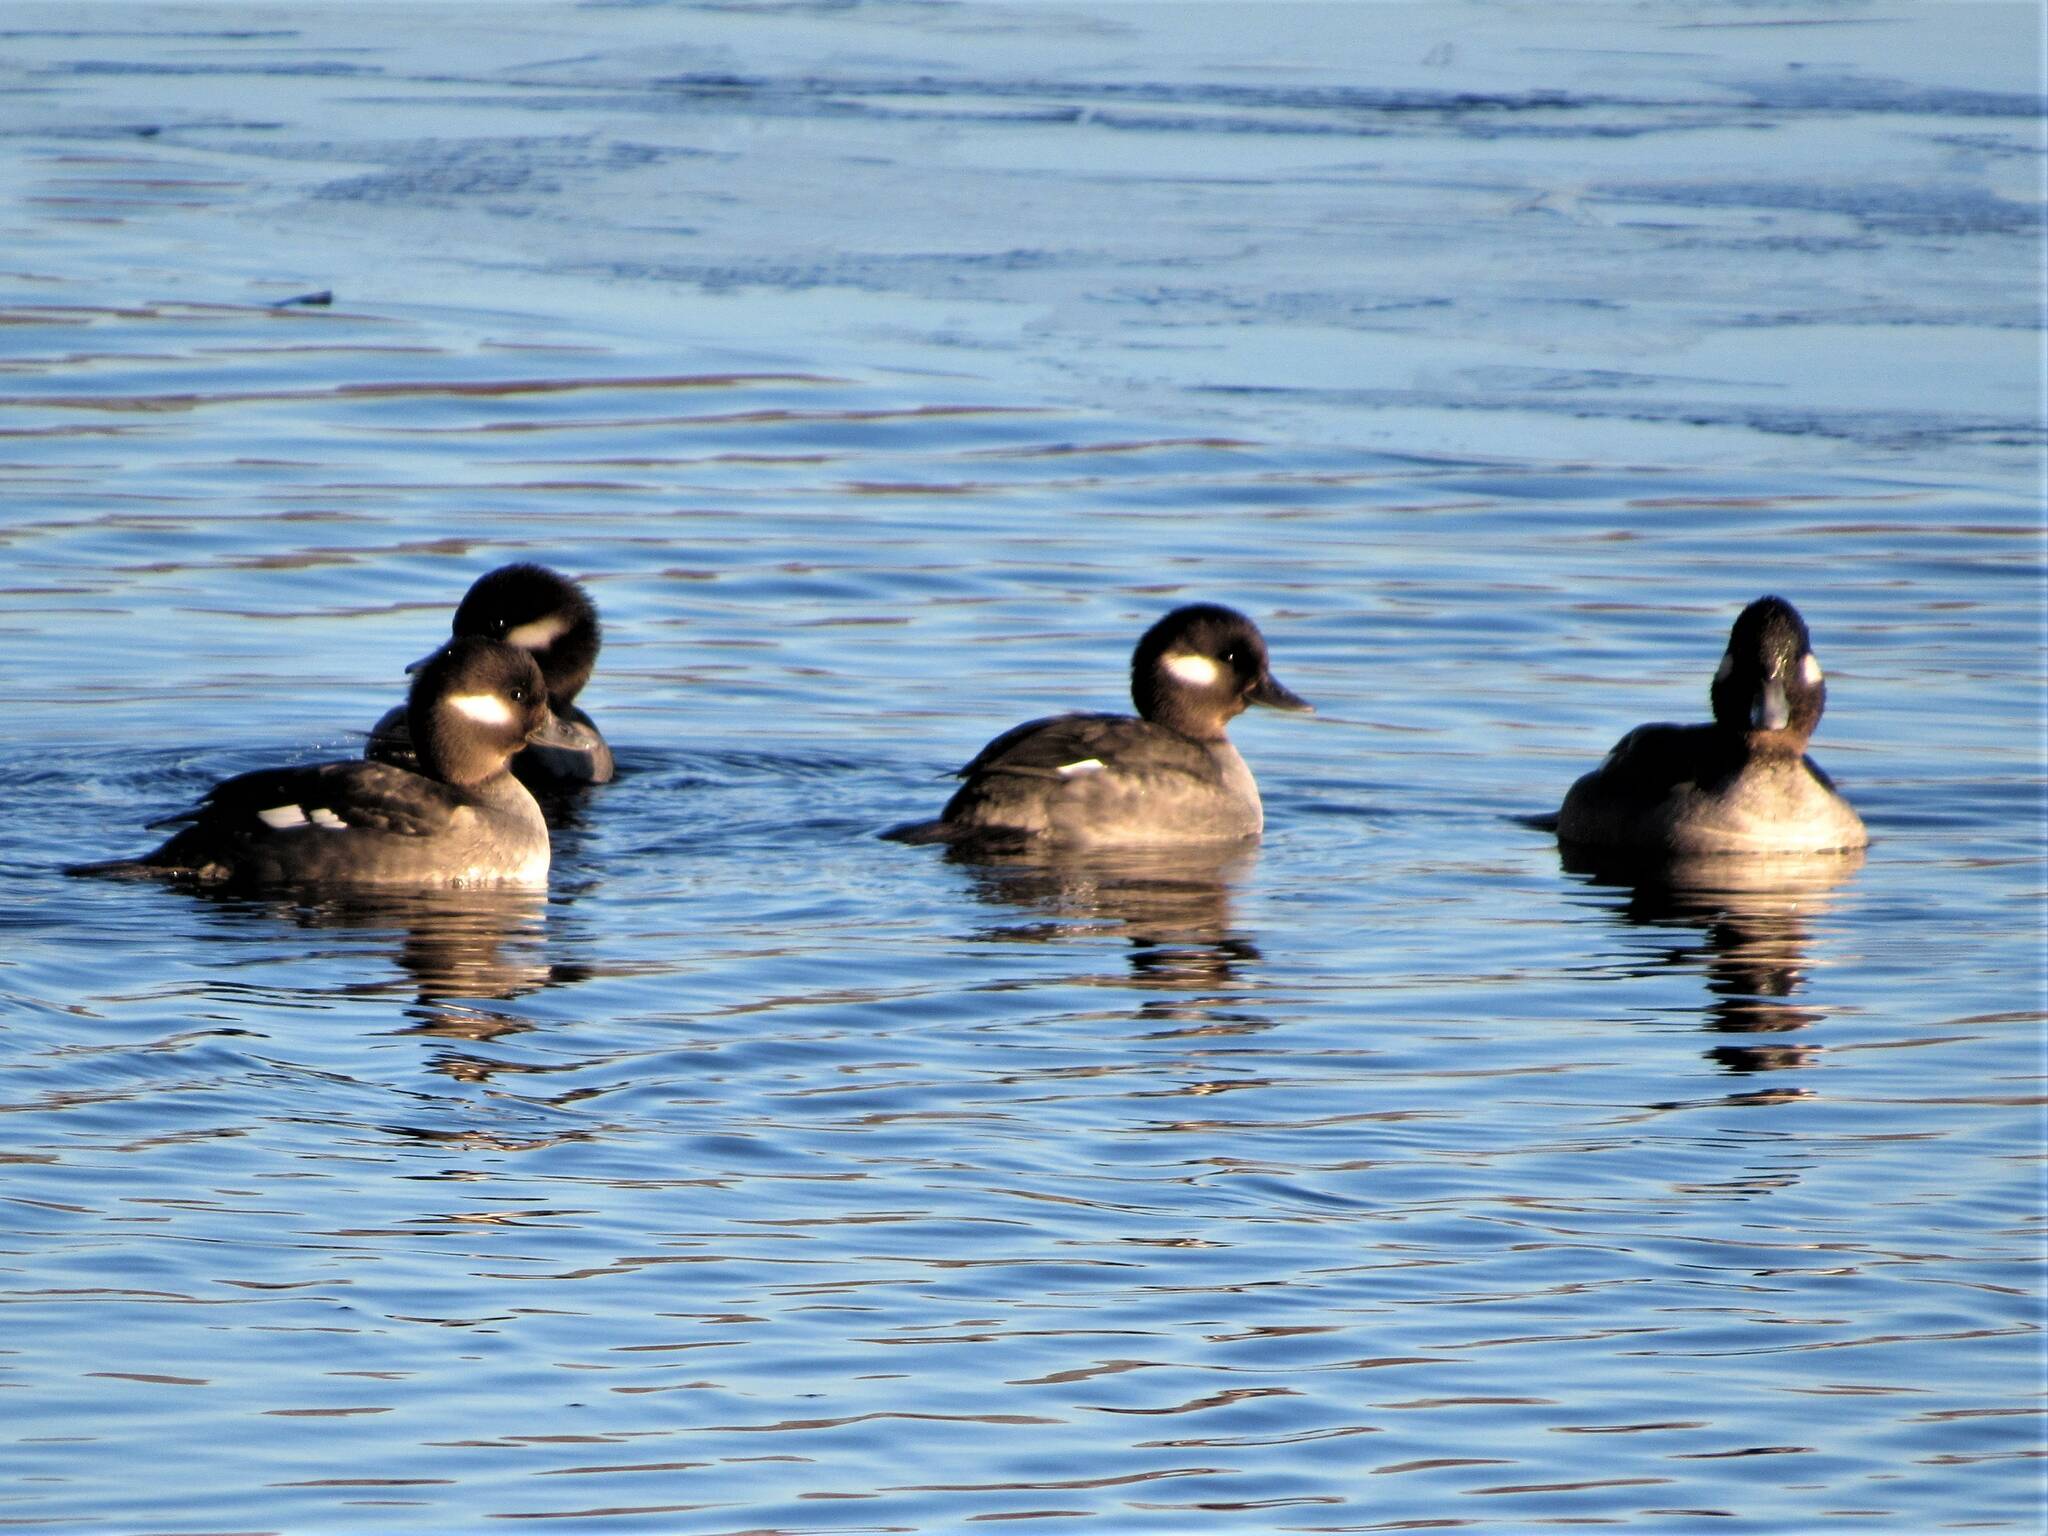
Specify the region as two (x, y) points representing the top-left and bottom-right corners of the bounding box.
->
(368, 562), (614, 787)
(904, 711), (1269, 847)
(1557, 596), (1867, 858)
(73, 639), (573, 889)
(1557, 721), (1866, 856)
(886, 603), (1310, 850)
(119, 760), (554, 888)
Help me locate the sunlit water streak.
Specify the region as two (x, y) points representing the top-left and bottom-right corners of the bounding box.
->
(0, 4), (2040, 1532)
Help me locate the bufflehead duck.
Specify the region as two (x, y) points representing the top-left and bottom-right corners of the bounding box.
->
(1557, 595), (1867, 857)
(72, 638), (577, 888)
(368, 563), (613, 786)
(884, 603), (1311, 849)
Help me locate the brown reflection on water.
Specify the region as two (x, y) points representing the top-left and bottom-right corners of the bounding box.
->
(242, 889), (562, 1005)
(950, 843), (1268, 1036)
(1566, 848), (1866, 1088)
(183, 887), (587, 1089)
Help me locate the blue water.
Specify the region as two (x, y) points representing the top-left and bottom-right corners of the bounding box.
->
(1, 4), (2041, 1531)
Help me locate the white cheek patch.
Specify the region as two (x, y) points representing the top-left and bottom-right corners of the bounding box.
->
(504, 614), (570, 651)
(1163, 652), (1223, 688)
(1800, 653), (1823, 687)
(1713, 650), (1735, 684)
(449, 692), (517, 727)
(1057, 758), (1105, 778)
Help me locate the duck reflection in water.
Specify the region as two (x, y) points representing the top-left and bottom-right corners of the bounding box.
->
(944, 842), (1268, 1036)
(1563, 846), (1866, 1085)
(185, 886), (584, 1081)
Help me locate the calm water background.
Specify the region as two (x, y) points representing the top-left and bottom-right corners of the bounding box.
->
(1, 3), (2041, 1531)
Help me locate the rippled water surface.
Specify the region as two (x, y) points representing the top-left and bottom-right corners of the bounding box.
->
(2, 4), (2041, 1531)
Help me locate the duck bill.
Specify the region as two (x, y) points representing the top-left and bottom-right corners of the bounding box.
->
(525, 708), (582, 749)
(1749, 680), (1791, 732)
(403, 645), (446, 676)
(1246, 672), (1313, 713)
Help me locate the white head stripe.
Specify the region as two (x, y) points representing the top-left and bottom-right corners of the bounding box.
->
(1713, 650), (1734, 684)
(449, 692), (517, 726)
(504, 614), (571, 651)
(1057, 758), (1105, 778)
(1799, 653), (1823, 687)
(257, 805), (308, 829)
(1163, 652), (1223, 688)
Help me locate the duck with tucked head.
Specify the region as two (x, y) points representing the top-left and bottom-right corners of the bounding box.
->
(885, 603), (1312, 850)
(72, 638), (577, 888)
(368, 562), (613, 787)
(1557, 595), (1867, 857)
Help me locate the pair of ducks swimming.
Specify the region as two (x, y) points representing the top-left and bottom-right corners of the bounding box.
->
(72, 567), (1867, 889)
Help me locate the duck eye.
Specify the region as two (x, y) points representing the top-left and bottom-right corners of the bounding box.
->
(508, 686), (527, 704)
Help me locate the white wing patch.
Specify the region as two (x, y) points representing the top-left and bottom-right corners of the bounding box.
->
(1057, 758), (1106, 778)
(1800, 653), (1823, 687)
(1163, 652), (1222, 688)
(449, 691), (516, 726)
(257, 804), (349, 830)
(504, 614), (570, 651)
